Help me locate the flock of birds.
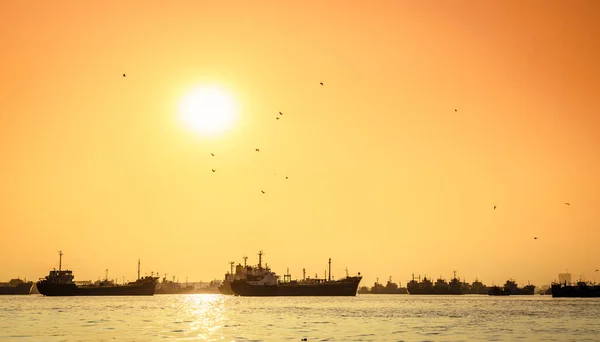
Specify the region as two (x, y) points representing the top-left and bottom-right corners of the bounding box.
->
(123, 72), (575, 242)
(199, 79), (326, 194)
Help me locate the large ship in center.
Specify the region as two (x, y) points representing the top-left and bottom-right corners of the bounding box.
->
(229, 252), (362, 297)
(37, 251), (159, 296)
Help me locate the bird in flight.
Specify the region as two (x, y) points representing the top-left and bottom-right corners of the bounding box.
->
(255, 148), (260, 152)
(122, 73), (126, 77)
(276, 117), (280, 120)
(454, 109), (457, 112)
(285, 176), (289, 179)
(534, 237), (538, 240)
(211, 153), (215, 157)
(320, 82), (324, 86)
(493, 205), (497, 210)
(279, 111), (283, 115)
(564, 202), (571, 205)
(211, 169), (216, 172)
(261, 190), (266, 194)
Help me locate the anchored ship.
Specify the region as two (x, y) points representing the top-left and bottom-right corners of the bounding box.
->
(229, 252), (362, 296)
(407, 271), (463, 295)
(37, 251), (159, 296)
(551, 281), (600, 298)
(0, 278), (34, 295)
(370, 277), (408, 294)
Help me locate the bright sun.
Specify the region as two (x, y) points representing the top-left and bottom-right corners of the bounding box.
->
(179, 86), (238, 136)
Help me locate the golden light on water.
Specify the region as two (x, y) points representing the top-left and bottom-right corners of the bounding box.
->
(182, 294), (226, 340)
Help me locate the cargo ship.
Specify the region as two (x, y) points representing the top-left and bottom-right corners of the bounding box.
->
(229, 253), (362, 296)
(370, 277), (408, 294)
(0, 278), (34, 295)
(37, 251), (159, 296)
(488, 286), (510, 296)
(407, 271), (463, 295)
(503, 279), (535, 295)
(551, 281), (600, 297)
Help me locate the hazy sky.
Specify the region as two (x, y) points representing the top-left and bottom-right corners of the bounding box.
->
(1, 0), (599, 287)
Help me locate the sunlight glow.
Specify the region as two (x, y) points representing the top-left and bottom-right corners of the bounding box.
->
(179, 86), (238, 136)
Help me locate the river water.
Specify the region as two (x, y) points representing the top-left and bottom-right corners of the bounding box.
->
(1, 294), (599, 341)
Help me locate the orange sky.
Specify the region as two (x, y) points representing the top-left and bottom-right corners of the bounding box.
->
(1, 0), (599, 287)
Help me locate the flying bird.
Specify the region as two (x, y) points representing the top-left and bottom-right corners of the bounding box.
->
(261, 190), (266, 194)
(595, 269), (598, 272)
(122, 73), (126, 77)
(285, 176), (289, 179)
(211, 153), (215, 156)
(276, 117), (280, 120)
(564, 202), (571, 205)
(320, 82), (323, 86)
(211, 169), (216, 172)
(454, 109), (457, 112)
(534, 237), (538, 240)
(493, 205), (497, 210)
(279, 111), (283, 115)
(255, 149), (260, 152)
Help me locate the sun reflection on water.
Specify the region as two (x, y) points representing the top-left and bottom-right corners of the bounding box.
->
(180, 294), (226, 341)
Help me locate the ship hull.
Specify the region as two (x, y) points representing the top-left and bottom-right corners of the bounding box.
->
(230, 277), (362, 297)
(218, 282), (235, 295)
(0, 283), (34, 295)
(36, 280), (157, 296)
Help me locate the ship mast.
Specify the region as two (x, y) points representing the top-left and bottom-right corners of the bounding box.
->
(303, 268), (306, 281)
(328, 258), (331, 281)
(229, 261), (235, 275)
(105, 269), (108, 281)
(58, 250), (63, 271)
(258, 251), (263, 269)
(137, 259), (141, 280)
(243, 256), (248, 267)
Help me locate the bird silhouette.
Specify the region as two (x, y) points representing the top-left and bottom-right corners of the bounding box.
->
(279, 111), (283, 115)
(276, 117), (280, 120)
(534, 237), (538, 240)
(319, 82), (323, 86)
(211, 169), (216, 172)
(595, 269), (599, 272)
(255, 148), (260, 152)
(564, 202), (571, 205)
(122, 73), (126, 77)
(261, 190), (266, 194)
(211, 153), (215, 156)
(285, 176), (289, 179)
(454, 109), (457, 112)
(493, 205), (497, 210)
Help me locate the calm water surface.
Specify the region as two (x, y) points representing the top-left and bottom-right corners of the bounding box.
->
(1, 294), (599, 341)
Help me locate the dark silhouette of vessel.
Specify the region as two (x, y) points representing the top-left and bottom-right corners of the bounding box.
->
(407, 271), (463, 295)
(551, 281), (600, 297)
(229, 252), (362, 296)
(0, 278), (34, 295)
(488, 286), (510, 296)
(36, 251), (158, 296)
(370, 277), (408, 294)
(467, 278), (489, 294)
(503, 279), (535, 295)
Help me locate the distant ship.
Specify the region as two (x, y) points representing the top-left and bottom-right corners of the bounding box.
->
(36, 251), (159, 296)
(229, 253), (362, 296)
(503, 279), (535, 295)
(407, 271), (463, 295)
(156, 276), (220, 295)
(0, 278), (34, 295)
(467, 278), (489, 294)
(551, 281), (600, 298)
(488, 286), (510, 296)
(370, 277), (408, 294)
(487, 280), (535, 296)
